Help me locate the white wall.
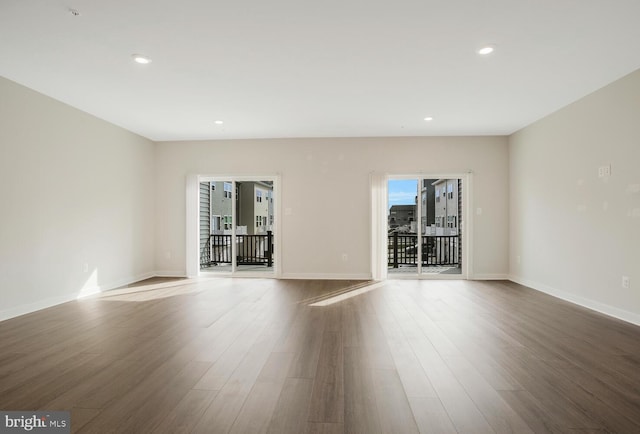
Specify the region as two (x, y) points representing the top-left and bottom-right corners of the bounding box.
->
(509, 69), (640, 324)
(155, 136), (509, 279)
(0, 77), (156, 320)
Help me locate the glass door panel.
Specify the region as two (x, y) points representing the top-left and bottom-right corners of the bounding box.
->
(200, 180), (234, 273)
(421, 178), (462, 275)
(236, 180), (275, 274)
(387, 179), (419, 275)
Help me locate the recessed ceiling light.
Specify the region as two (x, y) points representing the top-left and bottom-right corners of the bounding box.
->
(477, 46), (495, 55)
(132, 54), (152, 64)
(68, 8), (80, 16)
(424, 117), (434, 121)
(214, 120), (224, 125)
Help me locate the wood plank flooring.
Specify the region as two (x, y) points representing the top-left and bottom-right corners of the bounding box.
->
(1, 278), (640, 433)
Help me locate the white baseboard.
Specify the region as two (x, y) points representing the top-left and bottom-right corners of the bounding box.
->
(155, 270), (187, 277)
(0, 270), (157, 323)
(0, 292), (78, 323)
(471, 274), (510, 280)
(101, 271), (157, 293)
(509, 275), (640, 327)
(281, 273), (373, 280)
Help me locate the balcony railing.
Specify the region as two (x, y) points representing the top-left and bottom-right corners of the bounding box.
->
(388, 233), (459, 268)
(201, 230), (273, 269)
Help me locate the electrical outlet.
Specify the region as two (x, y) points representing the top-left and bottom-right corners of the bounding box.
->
(622, 276), (630, 289)
(342, 253), (348, 262)
(598, 164), (612, 178)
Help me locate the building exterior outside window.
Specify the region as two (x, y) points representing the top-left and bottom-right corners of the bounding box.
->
(432, 179), (458, 234)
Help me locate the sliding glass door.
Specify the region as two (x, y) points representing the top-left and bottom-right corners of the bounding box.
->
(388, 177), (463, 276)
(199, 177), (276, 276)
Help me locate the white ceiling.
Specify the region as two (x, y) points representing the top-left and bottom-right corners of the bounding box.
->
(2, 0), (640, 141)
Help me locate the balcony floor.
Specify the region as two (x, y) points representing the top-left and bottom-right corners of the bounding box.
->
(388, 265), (462, 275)
(201, 263), (275, 274)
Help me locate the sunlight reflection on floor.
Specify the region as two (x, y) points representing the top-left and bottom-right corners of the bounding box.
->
(306, 281), (386, 307)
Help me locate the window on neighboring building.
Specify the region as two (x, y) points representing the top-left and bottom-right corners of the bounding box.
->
(256, 190), (262, 202)
(224, 215), (232, 229)
(223, 182), (232, 198)
(212, 215), (221, 231)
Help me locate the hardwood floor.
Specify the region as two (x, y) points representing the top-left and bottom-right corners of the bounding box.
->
(1, 278), (640, 433)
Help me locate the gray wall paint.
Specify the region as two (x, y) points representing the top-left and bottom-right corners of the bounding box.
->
(0, 76), (156, 319)
(509, 69), (640, 322)
(155, 136), (510, 278)
(10, 65), (639, 323)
